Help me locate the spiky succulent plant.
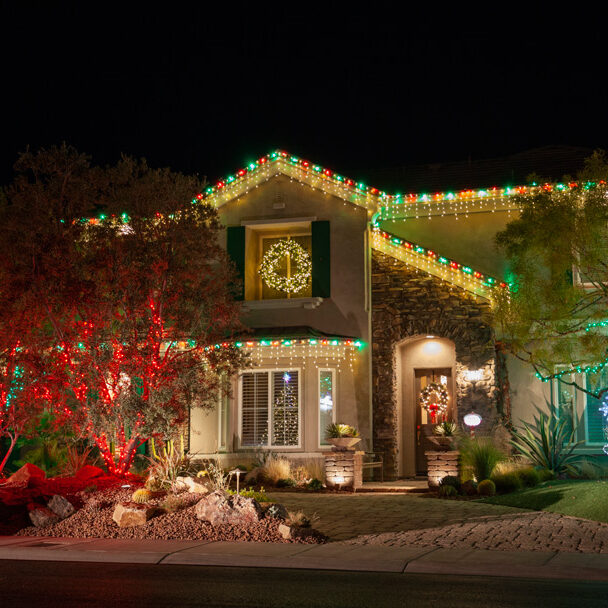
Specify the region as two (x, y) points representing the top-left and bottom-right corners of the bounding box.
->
(131, 488), (152, 504)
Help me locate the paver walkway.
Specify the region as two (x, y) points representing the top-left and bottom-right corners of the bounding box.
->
(268, 492), (608, 553)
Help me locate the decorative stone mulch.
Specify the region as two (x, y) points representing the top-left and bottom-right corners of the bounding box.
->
(16, 488), (326, 544)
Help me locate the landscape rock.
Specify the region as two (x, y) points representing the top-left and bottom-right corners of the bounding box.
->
(5, 464), (46, 488)
(47, 495), (75, 519)
(278, 523), (292, 539)
(263, 503), (288, 520)
(112, 501), (156, 527)
(175, 476), (210, 494)
(29, 506), (60, 528)
(74, 465), (106, 483)
(194, 490), (263, 526)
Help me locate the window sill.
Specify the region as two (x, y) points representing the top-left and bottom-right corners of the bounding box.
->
(241, 297), (323, 311)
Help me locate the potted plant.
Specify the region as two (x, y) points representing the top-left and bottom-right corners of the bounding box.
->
(430, 421), (458, 450)
(325, 423), (361, 451)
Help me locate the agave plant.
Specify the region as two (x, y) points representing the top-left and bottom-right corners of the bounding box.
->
(510, 405), (583, 476)
(433, 421), (458, 437)
(325, 423), (359, 438)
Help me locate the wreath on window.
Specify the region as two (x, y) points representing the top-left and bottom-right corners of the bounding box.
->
(419, 382), (449, 423)
(259, 238), (312, 294)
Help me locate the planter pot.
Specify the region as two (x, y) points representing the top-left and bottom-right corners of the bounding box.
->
(327, 437), (361, 451)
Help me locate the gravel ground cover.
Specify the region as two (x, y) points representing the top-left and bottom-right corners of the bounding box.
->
(16, 487), (325, 544)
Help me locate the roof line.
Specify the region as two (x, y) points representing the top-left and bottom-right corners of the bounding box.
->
(196, 149), (599, 217)
(370, 227), (508, 300)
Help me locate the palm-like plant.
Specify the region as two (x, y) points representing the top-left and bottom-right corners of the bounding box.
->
(510, 405), (583, 475)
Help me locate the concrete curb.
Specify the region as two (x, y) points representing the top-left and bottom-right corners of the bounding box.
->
(1, 536), (608, 581)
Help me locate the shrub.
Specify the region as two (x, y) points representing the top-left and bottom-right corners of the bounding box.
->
(439, 475), (461, 491)
(145, 476), (163, 491)
(227, 486), (270, 502)
(538, 468), (555, 482)
(276, 477), (297, 488)
(516, 467), (540, 487)
(461, 479), (478, 496)
(292, 465), (311, 485)
(147, 436), (194, 491)
(286, 510), (318, 528)
(459, 437), (505, 482)
(477, 479), (496, 496)
(510, 405), (583, 476)
(201, 461), (232, 492)
(261, 456), (292, 484)
(297, 458), (324, 482)
(132, 488), (152, 503)
(61, 444), (94, 476)
(571, 458), (607, 480)
(160, 494), (188, 513)
(438, 484), (458, 498)
(491, 471), (522, 494)
(307, 478), (324, 491)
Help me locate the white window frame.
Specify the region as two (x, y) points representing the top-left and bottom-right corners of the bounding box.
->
(238, 368), (302, 450)
(552, 369), (577, 439)
(583, 371), (607, 447)
(217, 388), (228, 452)
(318, 367), (337, 448)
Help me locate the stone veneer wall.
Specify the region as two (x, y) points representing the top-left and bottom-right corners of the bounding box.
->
(323, 451), (363, 489)
(372, 250), (500, 480)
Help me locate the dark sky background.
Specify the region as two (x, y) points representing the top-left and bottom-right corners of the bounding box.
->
(2, 3), (607, 190)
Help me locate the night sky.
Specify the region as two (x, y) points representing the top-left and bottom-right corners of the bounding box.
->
(2, 4), (608, 190)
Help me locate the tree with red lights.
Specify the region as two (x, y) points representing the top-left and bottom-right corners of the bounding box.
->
(2, 145), (246, 475)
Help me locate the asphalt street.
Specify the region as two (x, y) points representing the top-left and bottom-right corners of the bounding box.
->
(0, 560), (606, 608)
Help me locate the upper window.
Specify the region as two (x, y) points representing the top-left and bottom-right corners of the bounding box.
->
(240, 369), (300, 448)
(226, 220), (331, 301)
(259, 233), (312, 300)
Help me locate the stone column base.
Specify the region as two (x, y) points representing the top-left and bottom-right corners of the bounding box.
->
(426, 450), (460, 487)
(323, 450), (363, 490)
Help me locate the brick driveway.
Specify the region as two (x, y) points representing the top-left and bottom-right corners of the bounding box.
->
(268, 492), (608, 553)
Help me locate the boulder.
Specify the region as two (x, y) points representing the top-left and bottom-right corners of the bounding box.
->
(112, 501), (156, 527)
(5, 464), (46, 488)
(175, 476), (210, 494)
(47, 495), (75, 519)
(278, 523), (293, 539)
(29, 506), (60, 528)
(194, 490), (263, 526)
(263, 503), (288, 520)
(74, 465), (106, 483)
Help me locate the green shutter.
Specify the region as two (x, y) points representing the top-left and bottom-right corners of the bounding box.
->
(311, 220), (330, 298)
(226, 226), (246, 300)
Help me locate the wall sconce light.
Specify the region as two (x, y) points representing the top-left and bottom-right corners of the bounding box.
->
(464, 369), (484, 382)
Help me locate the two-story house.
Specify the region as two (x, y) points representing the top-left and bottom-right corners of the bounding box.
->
(189, 150), (607, 479)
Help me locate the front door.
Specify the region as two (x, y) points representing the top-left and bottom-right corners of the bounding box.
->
(414, 368), (453, 475)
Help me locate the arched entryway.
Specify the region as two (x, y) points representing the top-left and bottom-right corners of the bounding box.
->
(396, 336), (457, 477)
(371, 249), (500, 480)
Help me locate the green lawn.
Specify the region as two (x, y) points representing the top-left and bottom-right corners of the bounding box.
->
(479, 479), (608, 523)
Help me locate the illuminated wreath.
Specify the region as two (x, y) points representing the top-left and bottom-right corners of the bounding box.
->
(419, 382), (449, 422)
(259, 239), (312, 294)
